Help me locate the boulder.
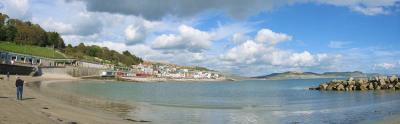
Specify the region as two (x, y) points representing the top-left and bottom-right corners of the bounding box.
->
(348, 85), (354, 91)
(375, 85), (381, 90)
(348, 77), (354, 82)
(368, 83), (374, 90)
(336, 84), (345, 91)
(381, 84), (389, 89)
(379, 79), (386, 86)
(319, 83), (328, 90)
(395, 83), (400, 90)
(326, 85), (334, 90)
(359, 84), (368, 91)
(389, 75), (398, 83)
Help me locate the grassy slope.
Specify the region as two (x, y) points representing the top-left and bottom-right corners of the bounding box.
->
(0, 42), (67, 59)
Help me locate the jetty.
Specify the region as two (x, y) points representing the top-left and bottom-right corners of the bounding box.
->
(310, 76), (400, 91)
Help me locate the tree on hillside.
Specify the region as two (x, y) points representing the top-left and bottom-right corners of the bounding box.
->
(0, 13), (66, 49)
(0, 13), (9, 26)
(47, 32), (65, 49)
(0, 13), (10, 41)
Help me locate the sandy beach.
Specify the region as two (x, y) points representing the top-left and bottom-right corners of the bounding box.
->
(0, 75), (138, 124)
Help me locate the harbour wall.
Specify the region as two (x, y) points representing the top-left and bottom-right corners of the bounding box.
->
(38, 66), (106, 77)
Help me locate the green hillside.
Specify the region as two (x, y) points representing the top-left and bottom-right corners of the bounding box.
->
(0, 42), (67, 59)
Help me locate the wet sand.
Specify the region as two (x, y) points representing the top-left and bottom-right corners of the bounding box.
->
(0, 75), (137, 124)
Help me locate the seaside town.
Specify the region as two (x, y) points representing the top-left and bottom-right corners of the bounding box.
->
(0, 50), (224, 81)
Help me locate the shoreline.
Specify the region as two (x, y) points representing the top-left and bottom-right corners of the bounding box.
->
(0, 75), (138, 124)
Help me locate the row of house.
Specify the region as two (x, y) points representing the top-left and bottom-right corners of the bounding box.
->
(0, 51), (110, 69)
(129, 63), (221, 79)
(0, 50), (75, 67)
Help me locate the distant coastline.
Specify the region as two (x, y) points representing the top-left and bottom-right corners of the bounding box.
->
(253, 71), (382, 80)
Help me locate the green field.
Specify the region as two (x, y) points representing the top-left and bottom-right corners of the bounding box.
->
(0, 42), (67, 59)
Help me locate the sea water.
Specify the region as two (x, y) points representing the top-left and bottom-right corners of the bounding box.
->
(41, 79), (400, 124)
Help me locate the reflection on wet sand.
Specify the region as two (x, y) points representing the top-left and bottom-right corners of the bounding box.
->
(27, 81), (137, 119)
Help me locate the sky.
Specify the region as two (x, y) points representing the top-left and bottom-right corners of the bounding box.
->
(1, 0), (400, 76)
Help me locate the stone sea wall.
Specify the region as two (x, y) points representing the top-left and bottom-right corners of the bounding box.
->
(38, 66), (105, 77)
(310, 76), (400, 91)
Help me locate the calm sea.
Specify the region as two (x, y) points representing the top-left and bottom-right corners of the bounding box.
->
(40, 79), (400, 124)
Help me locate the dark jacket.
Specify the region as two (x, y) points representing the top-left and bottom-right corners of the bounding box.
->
(16, 79), (24, 87)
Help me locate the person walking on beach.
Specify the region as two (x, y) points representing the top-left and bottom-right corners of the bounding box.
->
(7, 72), (10, 81)
(15, 77), (24, 100)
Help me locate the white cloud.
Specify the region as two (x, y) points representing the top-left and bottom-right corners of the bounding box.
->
(152, 24), (212, 52)
(124, 24), (146, 45)
(221, 40), (265, 64)
(74, 12), (103, 36)
(328, 41), (351, 49)
(218, 28), (347, 76)
(261, 50), (318, 67)
(0, 0), (30, 19)
(41, 18), (74, 34)
(255, 28), (292, 45)
(37, 12), (102, 36)
(351, 6), (388, 15)
(152, 34), (183, 49)
(231, 33), (250, 44)
(210, 23), (252, 41)
(374, 63), (396, 69)
(221, 40), (320, 67)
(288, 51), (316, 66)
(317, 0), (398, 16)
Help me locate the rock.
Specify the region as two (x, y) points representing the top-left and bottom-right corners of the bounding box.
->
(359, 84), (368, 91)
(326, 84), (334, 90)
(375, 85), (381, 90)
(374, 77), (379, 81)
(319, 83), (328, 90)
(379, 78), (386, 86)
(348, 77), (354, 82)
(336, 84), (345, 91)
(368, 83), (374, 90)
(348, 80), (356, 85)
(348, 85), (354, 91)
(373, 81), (378, 87)
(395, 83), (400, 90)
(381, 84), (389, 89)
(313, 78), (400, 91)
(389, 75), (398, 83)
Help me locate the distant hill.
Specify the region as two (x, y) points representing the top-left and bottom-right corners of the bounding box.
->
(253, 71), (381, 80)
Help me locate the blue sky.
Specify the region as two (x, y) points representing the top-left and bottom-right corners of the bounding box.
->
(1, 0), (400, 76)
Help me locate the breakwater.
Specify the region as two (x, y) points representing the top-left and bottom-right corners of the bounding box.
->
(310, 76), (400, 91)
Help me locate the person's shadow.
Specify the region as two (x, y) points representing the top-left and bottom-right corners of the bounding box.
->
(0, 96), (9, 98)
(22, 97), (36, 101)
